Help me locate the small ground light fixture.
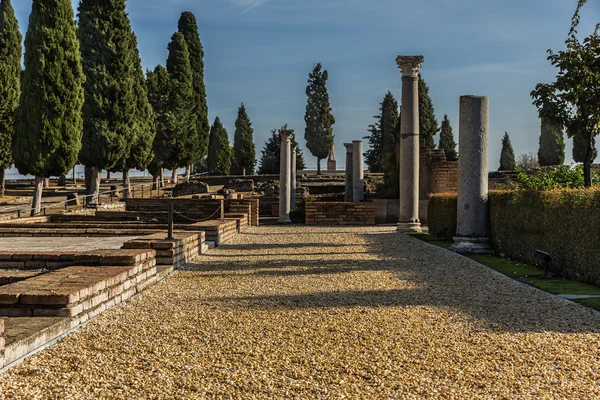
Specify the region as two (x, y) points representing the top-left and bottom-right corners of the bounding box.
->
(533, 250), (552, 278)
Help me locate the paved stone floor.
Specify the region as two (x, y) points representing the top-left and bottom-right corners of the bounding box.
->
(0, 237), (138, 252)
(1, 226), (599, 399)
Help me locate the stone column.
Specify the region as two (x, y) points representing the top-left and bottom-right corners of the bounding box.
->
(396, 55), (424, 232)
(352, 140), (364, 202)
(278, 130), (293, 224)
(291, 144), (298, 209)
(450, 96), (492, 254)
(344, 143), (354, 202)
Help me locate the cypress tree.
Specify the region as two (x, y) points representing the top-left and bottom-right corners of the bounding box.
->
(499, 132), (516, 171)
(381, 92), (400, 196)
(178, 12), (209, 169)
(0, 0), (21, 197)
(258, 126), (305, 174)
(114, 36), (156, 197)
(146, 65), (172, 186)
(418, 74), (439, 150)
(438, 114), (458, 161)
(13, 0), (84, 215)
(233, 104), (256, 175)
(304, 63), (335, 175)
(537, 118), (565, 166)
(78, 0), (137, 204)
(207, 117), (232, 176)
(166, 31), (196, 183)
(573, 132), (597, 164)
(364, 121), (383, 172)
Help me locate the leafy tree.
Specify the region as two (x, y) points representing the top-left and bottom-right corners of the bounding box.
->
(573, 133), (597, 163)
(304, 63), (334, 175)
(538, 117), (565, 166)
(516, 152), (539, 170)
(531, 25), (600, 186)
(499, 132), (516, 171)
(0, 0), (21, 197)
(258, 125), (305, 174)
(13, 0), (84, 215)
(418, 73), (439, 150)
(165, 31), (197, 182)
(78, 0), (141, 203)
(364, 121), (383, 172)
(207, 117), (232, 175)
(438, 114), (458, 161)
(178, 12), (209, 169)
(233, 104), (256, 175)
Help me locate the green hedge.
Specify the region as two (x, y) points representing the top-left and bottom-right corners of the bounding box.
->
(489, 188), (600, 286)
(427, 193), (457, 240)
(428, 189), (600, 286)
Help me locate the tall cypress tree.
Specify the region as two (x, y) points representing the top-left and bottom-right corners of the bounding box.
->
(438, 114), (458, 161)
(380, 92), (400, 196)
(304, 63), (335, 175)
(78, 0), (137, 204)
(165, 31), (196, 183)
(573, 132), (597, 164)
(114, 37), (156, 197)
(178, 12), (209, 169)
(418, 74), (439, 150)
(207, 117), (232, 176)
(258, 125), (305, 174)
(233, 104), (256, 175)
(146, 65), (172, 185)
(499, 132), (516, 171)
(13, 0), (84, 215)
(537, 117), (565, 166)
(0, 0), (21, 197)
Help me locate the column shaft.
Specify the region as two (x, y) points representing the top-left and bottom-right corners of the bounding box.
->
(291, 145), (297, 209)
(344, 143), (354, 202)
(352, 141), (364, 202)
(278, 131), (292, 224)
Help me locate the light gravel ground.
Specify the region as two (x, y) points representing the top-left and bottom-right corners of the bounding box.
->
(1, 226), (600, 399)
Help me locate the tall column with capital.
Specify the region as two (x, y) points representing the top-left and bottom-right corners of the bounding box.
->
(278, 130), (293, 224)
(344, 143), (354, 202)
(396, 55), (424, 232)
(352, 140), (364, 202)
(291, 144), (298, 209)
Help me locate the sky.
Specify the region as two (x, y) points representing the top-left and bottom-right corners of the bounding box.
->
(10, 0), (600, 171)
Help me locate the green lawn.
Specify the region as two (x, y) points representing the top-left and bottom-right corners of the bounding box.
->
(410, 233), (600, 312)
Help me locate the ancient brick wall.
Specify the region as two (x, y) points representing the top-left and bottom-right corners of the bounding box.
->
(125, 198), (224, 221)
(225, 199), (259, 226)
(305, 202), (376, 225)
(419, 148), (459, 224)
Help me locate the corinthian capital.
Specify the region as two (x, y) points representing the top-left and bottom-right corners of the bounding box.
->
(396, 55), (424, 78)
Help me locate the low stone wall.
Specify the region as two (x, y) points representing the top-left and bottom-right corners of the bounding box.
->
(125, 198), (224, 222)
(305, 202), (376, 225)
(224, 213), (249, 233)
(122, 232), (205, 265)
(225, 199), (259, 226)
(0, 319), (4, 364)
(177, 220), (237, 246)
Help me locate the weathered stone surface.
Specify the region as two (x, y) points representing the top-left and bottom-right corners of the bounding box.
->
(172, 181), (210, 197)
(224, 179), (255, 193)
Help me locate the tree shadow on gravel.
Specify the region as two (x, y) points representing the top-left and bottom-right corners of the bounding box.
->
(189, 231), (600, 334)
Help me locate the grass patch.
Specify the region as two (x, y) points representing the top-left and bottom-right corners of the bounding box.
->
(410, 233), (600, 312)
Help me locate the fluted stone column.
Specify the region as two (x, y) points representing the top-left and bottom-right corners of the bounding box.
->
(278, 130), (293, 224)
(451, 96), (493, 254)
(291, 144), (298, 209)
(344, 143), (354, 202)
(352, 140), (364, 202)
(396, 55), (424, 233)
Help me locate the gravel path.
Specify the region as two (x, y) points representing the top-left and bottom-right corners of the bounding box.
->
(1, 226), (600, 399)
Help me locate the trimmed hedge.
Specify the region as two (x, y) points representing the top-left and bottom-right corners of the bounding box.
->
(489, 188), (600, 286)
(428, 189), (600, 286)
(428, 193), (457, 240)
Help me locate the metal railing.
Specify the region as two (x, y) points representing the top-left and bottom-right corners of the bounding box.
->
(0, 172), (211, 220)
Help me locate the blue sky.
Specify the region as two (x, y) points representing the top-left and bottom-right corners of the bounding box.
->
(11, 0), (600, 170)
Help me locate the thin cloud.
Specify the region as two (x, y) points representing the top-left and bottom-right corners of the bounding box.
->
(232, 0), (271, 13)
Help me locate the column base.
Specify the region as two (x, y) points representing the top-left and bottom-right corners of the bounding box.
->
(278, 217), (292, 224)
(450, 237), (494, 255)
(397, 222), (422, 233)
